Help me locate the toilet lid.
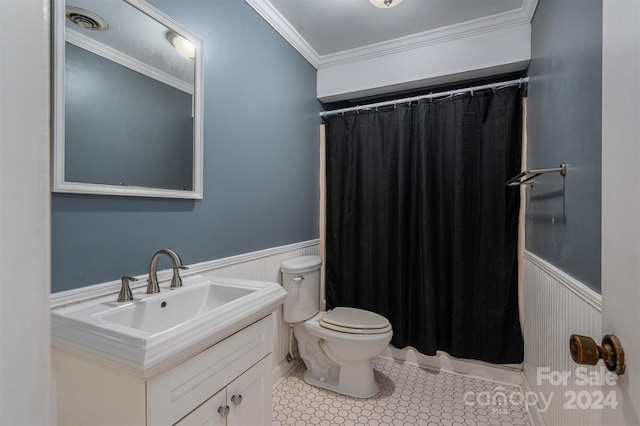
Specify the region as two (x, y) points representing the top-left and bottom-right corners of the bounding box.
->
(319, 307), (391, 335)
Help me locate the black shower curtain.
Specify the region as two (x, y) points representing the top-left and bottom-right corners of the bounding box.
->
(324, 86), (524, 364)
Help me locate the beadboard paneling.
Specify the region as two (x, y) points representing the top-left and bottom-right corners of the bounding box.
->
(523, 251), (602, 426)
(50, 240), (320, 383)
(206, 242), (319, 378)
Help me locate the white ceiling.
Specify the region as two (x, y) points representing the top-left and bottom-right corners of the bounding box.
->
(246, 0), (537, 69)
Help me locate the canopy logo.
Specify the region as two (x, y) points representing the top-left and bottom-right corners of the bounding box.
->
(463, 386), (552, 414)
(463, 366), (618, 414)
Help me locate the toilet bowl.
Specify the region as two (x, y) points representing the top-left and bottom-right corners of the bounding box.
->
(281, 256), (393, 398)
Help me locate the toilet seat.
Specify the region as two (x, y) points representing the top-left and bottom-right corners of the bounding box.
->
(319, 307), (391, 335)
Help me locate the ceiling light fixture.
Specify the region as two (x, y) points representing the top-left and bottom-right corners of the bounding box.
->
(167, 31), (195, 61)
(369, 0), (404, 8)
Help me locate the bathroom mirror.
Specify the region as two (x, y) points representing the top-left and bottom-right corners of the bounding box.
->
(53, 0), (203, 199)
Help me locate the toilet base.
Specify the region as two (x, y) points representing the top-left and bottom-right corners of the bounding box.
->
(303, 360), (379, 399)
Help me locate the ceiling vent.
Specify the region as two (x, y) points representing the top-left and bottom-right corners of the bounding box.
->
(65, 6), (109, 31)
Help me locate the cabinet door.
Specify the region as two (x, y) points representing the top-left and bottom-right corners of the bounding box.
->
(175, 388), (227, 426)
(226, 355), (272, 426)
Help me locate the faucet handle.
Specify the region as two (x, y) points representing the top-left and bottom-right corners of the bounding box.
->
(170, 265), (188, 288)
(117, 276), (138, 302)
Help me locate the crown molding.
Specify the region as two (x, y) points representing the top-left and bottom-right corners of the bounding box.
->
(245, 0), (538, 70)
(245, 0), (322, 68)
(319, 1), (538, 68)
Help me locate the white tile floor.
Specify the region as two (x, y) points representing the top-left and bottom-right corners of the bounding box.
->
(272, 357), (531, 426)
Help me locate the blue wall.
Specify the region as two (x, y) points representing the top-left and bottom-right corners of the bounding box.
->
(526, 0), (602, 291)
(52, 0), (322, 292)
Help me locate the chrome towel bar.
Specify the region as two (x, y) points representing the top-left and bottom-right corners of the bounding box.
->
(505, 163), (567, 187)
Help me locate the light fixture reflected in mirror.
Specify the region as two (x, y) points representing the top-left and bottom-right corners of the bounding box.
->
(369, 0), (404, 8)
(167, 31), (195, 61)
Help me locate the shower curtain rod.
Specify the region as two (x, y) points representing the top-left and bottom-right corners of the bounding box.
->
(320, 77), (529, 118)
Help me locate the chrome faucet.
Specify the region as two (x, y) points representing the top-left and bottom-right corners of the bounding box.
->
(118, 275), (138, 302)
(146, 249), (188, 294)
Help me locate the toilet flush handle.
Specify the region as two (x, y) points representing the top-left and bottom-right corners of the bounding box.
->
(293, 275), (305, 283)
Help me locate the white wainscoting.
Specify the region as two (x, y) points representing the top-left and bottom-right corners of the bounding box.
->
(50, 239), (320, 386)
(204, 241), (319, 383)
(523, 251), (602, 426)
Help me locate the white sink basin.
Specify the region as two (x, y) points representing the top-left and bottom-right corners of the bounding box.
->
(51, 274), (286, 375)
(98, 283), (255, 334)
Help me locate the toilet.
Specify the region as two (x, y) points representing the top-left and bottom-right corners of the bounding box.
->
(281, 255), (392, 398)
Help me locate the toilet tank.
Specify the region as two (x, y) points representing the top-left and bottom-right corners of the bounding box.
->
(280, 255), (322, 323)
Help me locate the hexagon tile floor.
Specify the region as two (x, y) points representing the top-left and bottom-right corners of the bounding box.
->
(272, 357), (531, 426)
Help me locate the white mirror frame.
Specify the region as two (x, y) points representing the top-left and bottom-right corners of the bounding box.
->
(52, 0), (204, 199)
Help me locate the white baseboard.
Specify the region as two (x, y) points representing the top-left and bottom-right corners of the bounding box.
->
(272, 358), (301, 389)
(521, 371), (546, 426)
(275, 346), (523, 390)
(381, 346), (523, 386)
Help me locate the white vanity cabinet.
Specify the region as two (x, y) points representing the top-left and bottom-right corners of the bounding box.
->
(54, 315), (274, 426)
(176, 388), (227, 426)
(176, 356), (270, 426)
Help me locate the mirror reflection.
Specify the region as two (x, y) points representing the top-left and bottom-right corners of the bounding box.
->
(54, 0), (203, 198)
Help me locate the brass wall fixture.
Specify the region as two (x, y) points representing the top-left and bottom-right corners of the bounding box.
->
(569, 334), (626, 375)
